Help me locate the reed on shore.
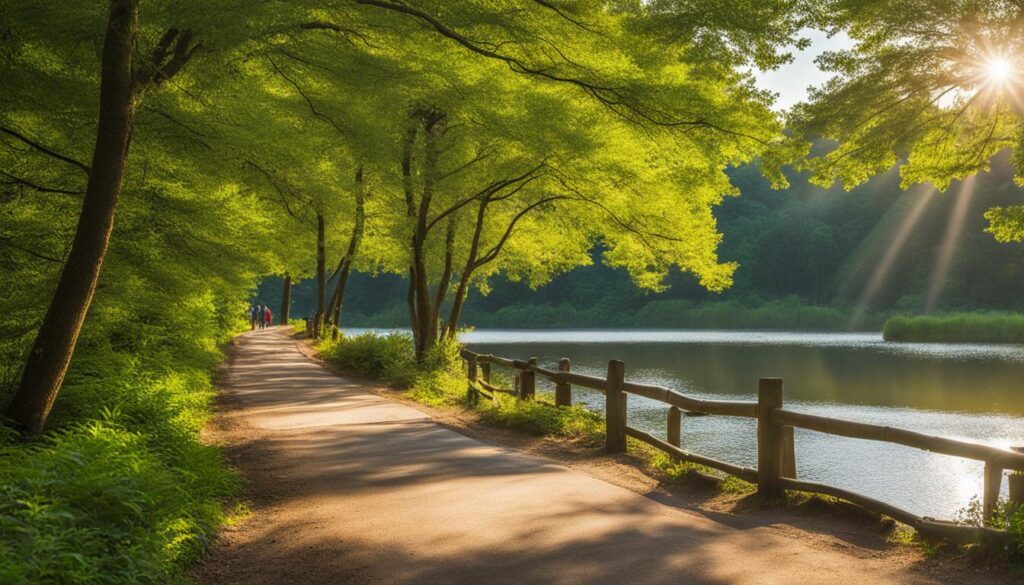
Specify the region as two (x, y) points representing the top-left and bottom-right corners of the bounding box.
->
(883, 312), (1024, 343)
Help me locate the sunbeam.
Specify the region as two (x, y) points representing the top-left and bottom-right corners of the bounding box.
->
(849, 186), (936, 328)
(924, 176), (977, 313)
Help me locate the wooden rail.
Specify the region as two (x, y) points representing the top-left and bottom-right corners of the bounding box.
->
(459, 348), (1024, 543)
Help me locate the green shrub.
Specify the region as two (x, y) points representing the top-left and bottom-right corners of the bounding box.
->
(0, 293), (241, 584)
(318, 331), (418, 386)
(317, 332), (603, 442)
(0, 421), (230, 584)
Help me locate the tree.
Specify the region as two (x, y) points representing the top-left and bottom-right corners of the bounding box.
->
(791, 1), (1024, 238)
(290, 0), (803, 359)
(2, 0), (204, 434)
(1, 0), (810, 429)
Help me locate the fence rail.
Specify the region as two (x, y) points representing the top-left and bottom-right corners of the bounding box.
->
(459, 348), (1024, 544)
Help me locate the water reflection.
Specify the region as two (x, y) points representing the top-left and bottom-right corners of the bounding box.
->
(456, 329), (1024, 519)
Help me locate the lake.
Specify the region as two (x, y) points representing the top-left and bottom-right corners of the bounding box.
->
(456, 329), (1024, 520)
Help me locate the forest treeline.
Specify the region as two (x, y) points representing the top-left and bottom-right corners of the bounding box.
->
(265, 152), (1024, 330)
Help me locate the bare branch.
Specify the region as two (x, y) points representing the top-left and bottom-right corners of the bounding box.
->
(425, 163), (547, 233)
(244, 159), (312, 223)
(437, 146), (497, 181)
(300, 21), (378, 48)
(0, 125), (91, 175)
(475, 195), (567, 267)
(554, 175), (688, 245)
(267, 54), (347, 136)
(0, 236), (64, 264)
(529, 0), (599, 34)
(0, 169), (84, 195)
(136, 28), (202, 89)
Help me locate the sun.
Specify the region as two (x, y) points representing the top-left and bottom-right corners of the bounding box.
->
(983, 56), (1014, 84)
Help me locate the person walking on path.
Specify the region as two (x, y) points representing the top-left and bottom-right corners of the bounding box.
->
(248, 305), (257, 331)
(257, 304), (266, 330)
(264, 306), (273, 328)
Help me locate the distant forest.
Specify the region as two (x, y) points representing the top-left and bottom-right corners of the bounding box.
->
(258, 153), (1024, 331)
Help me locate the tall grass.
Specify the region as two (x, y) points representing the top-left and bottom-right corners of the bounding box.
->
(883, 312), (1024, 343)
(0, 295), (240, 584)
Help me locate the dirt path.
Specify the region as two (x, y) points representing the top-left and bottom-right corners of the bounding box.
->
(195, 328), (995, 585)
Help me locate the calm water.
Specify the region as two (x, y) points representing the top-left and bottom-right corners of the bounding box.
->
(455, 330), (1024, 520)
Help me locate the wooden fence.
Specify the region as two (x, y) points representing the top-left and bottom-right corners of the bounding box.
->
(460, 348), (1024, 544)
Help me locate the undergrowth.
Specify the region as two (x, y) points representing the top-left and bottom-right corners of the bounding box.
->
(0, 293), (241, 584)
(317, 331), (603, 444)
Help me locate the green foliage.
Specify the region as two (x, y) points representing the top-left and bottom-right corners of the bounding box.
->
(0, 291), (239, 584)
(274, 153), (1024, 330)
(648, 450), (710, 480)
(883, 312), (1024, 343)
(0, 421), (230, 584)
(633, 298), (849, 330)
(955, 496), (1024, 562)
(477, 393), (603, 443)
(1012, 499), (1024, 559)
(318, 332), (418, 386)
(793, 0), (1024, 240)
(985, 206), (1024, 243)
(316, 332), (602, 442)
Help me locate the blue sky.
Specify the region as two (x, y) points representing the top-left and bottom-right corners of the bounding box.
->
(753, 28), (854, 111)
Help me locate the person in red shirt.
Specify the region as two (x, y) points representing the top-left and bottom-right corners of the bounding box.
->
(264, 306), (272, 327)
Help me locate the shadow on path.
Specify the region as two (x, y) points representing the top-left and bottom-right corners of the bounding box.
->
(194, 328), (976, 585)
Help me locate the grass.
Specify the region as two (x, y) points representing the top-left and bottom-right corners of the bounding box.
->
(317, 331), (604, 443)
(883, 312), (1024, 343)
(0, 295), (241, 584)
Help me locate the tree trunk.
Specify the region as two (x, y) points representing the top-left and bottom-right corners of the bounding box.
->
(410, 110), (445, 361)
(445, 275), (472, 339)
(326, 166), (365, 335)
(444, 195), (489, 338)
(4, 0), (139, 435)
(432, 216), (456, 335)
(280, 273), (292, 326)
(314, 212), (326, 338)
(406, 270), (419, 351)
(400, 123), (423, 357)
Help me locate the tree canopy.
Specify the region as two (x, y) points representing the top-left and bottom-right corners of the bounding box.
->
(790, 1), (1024, 240)
(0, 0), (817, 430)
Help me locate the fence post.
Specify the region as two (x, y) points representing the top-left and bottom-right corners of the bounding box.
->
(1011, 448), (1024, 513)
(481, 361), (497, 405)
(983, 462), (1003, 526)
(757, 378), (784, 499)
(555, 358), (572, 407)
(781, 426), (797, 479)
(605, 360), (627, 454)
(1010, 472), (1024, 512)
(466, 354), (478, 404)
(521, 357), (537, 400)
(667, 406), (681, 449)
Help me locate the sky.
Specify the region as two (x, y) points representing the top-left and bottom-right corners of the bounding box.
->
(753, 28), (854, 111)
